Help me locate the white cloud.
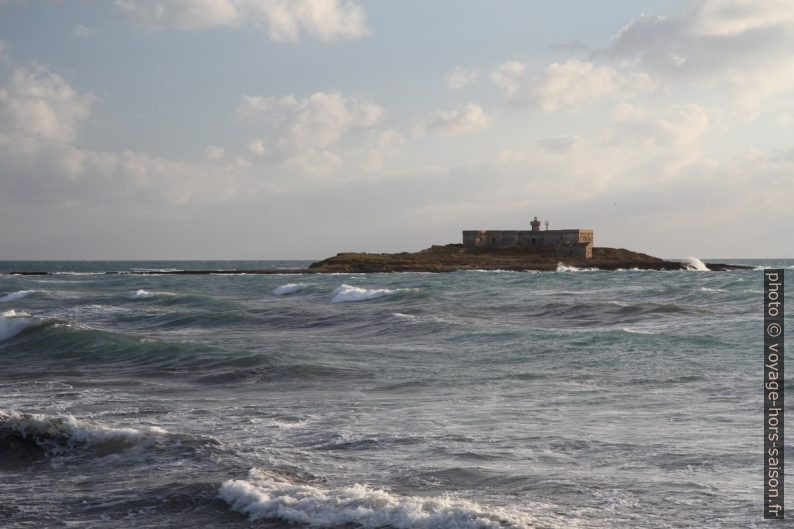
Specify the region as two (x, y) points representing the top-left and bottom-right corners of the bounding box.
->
(237, 90), (383, 174)
(0, 64), (92, 145)
(531, 60), (655, 112)
(71, 24), (96, 38)
(690, 0), (794, 36)
(444, 67), (478, 90)
(420, 103), (493, 135)
(600, 1), (794, 117)
(608, 103), (712, 152)
(0, 63), (268, 207)
(115, 0), (370, 42)
(247, 137), (267, 156)
(489, 61), (527, 100)
(205, 144), (225, 160)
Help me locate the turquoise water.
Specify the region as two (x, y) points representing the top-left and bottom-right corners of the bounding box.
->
(0, 260), (788, 528)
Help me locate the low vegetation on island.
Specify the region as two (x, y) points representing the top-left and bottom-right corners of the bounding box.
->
(308, 244), (749, 273)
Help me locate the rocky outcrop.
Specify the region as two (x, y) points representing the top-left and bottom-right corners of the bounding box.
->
(307, 244), (750, 272)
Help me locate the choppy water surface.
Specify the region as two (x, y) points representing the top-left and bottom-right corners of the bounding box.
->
(0, 259), (788, 528)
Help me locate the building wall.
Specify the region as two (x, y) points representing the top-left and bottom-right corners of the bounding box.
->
(462, 228), (594, 258)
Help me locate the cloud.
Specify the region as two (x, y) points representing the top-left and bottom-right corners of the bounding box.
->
(444, 67), (478, 90)
(531, 60), (655, 112)
(599, 0), (794, 117)
(0, 63), (267, 207)
(205, 144), (225, 160)
(115, 0), (370, 42)
(690, 0), (794, 36)
(0, 64), (93, 145)
(237, 90), (383, 174)
(419, 103), (493, 135)
(247, 137), (267, 156)
(71, 24), (96, 37)
(489, 61), (527, 100)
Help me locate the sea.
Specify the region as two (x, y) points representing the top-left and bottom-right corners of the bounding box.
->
(0, 258), (788, 528)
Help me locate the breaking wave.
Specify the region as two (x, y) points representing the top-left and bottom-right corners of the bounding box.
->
(0, 290), (37, 302)
(131, 289), (174, 299)
(0, 409), (167, 455)
(555, 263), (599, 272)
(219, 468), (532, 529)
(0, 309), (40, 341)
(331, 284), (401, 303)
(684, 257), (709, 271)
(272, 283), (311, 296)
(621, 327), (659, 335)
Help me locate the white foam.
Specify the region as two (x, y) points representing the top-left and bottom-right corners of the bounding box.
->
(0, 409), (167, 452)
(684, 257), (709, 271)
(272, 283), (310, 296)
(699, 287), (727, 293)
(130, 289), (173, 299)
(622, 327), (659, 335)
(0, 290), (37, 302)
(331, 284), (400, 303)
(555, 263), (599, 272)
(220, 468), (535, 529)
(0, 309), (39, 341)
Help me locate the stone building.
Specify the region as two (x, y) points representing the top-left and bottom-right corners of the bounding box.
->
(462, 217), (594, 258)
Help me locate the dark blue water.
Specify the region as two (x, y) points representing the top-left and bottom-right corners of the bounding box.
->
(0, 259), (787, 528)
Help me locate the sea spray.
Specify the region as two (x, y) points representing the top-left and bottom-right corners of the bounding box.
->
(219, 468), (534, 529)
(272, 283), (311, 296)
(331, 284), (400, 303)
(555, 263), (599, 272)
(685, 257), (709, 271)
(0, 290), (36, 302)
(0, 409), (167, 454)
(0, 309), (39, 341)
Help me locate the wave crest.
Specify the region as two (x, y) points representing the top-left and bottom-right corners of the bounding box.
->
(331, 284), (400, 303)
(0, 309), (40, 341)
(273, 283), (311, 296)
(555, 263), (599, 272)
(684, 257), (709, 271)
(0, 290), (37, 302)
(0, 409), (167, 455)
(220, 468), (531, 528)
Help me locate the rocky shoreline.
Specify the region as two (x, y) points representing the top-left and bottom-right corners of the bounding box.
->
(306, 244), (750, 272)
(5, 244), (751, 275)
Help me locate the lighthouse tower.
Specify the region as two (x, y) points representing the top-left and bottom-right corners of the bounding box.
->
(530, 216), (541, 232)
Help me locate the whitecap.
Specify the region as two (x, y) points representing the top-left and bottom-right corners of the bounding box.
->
(684, 257), (709, 271)
(0, 309), (39, 341)
(622, 327), (659, 335)
(555, 263), (599, 272)
(220, 468), (535, 529)
(0, 290), (37, 302)
(272, 283), (310, 296)
(130, 289), (173, 299)
(331, 284), (400, 303)
(0, 409), (167, 454)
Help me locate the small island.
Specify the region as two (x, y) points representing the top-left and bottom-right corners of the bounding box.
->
(309, 216), (749, 272)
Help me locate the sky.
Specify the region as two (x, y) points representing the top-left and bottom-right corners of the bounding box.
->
(0, 0), (792, 259)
